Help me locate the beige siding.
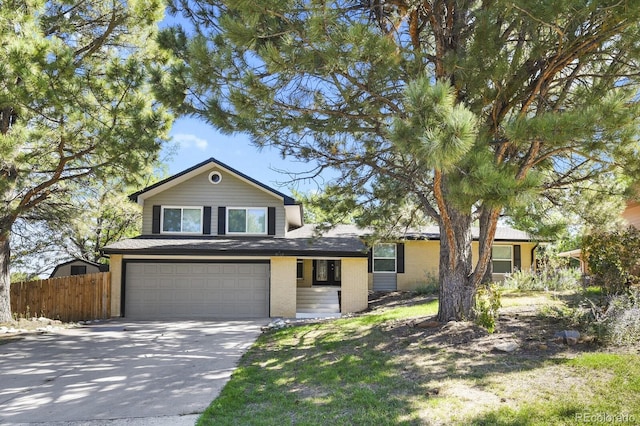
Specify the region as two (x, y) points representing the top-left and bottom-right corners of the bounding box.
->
(109, 255), (123, 317)
(622, 201), (640, 229)
(270, 257), (297, 317)
(141, 166), (287, 236)
(297, 259), (313, 287)
(341, 258), (368, 313)
(397, 240), (440, 291)
(385, 240), (539, 291)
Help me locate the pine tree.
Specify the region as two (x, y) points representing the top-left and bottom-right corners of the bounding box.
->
(0, 1), (172, 322)
(160, 0), (640, 321)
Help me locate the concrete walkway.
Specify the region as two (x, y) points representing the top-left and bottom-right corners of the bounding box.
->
(0, 319), (266, 425)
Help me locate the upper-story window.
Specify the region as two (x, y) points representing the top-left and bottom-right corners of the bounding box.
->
(162, 206), (203, 233)
(492, 245), (513, 274)
(373, 243), (396, 272)
(227, 207), (267, 234)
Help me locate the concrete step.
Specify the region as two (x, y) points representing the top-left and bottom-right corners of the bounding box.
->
(296, 305), (340, 312)
(296, 312), (342, 319)
(296, 287), (340, 315)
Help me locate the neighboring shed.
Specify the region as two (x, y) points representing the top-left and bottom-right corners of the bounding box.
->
(50, 259), (108, 278)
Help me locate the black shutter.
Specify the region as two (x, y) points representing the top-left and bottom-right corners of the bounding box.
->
(513, 245), (521, 271)
(218, 207), (226, 235)
(203, 206), (212, 235)
(268, 207), (276, 235)
(152, 205), (161, 234)
(368, 248), (373, 273)
(397, 243), (405, 273)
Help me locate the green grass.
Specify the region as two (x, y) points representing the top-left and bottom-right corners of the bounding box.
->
(471, 353), (640, 425)
(197, 293), (640, 426)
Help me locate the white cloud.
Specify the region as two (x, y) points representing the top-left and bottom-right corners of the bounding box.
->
(172, 133), (208, 151)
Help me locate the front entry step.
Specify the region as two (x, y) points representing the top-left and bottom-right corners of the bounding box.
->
(296, 287), (341, 319)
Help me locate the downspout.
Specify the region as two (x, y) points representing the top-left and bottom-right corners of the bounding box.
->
(531, 243), (539, 272)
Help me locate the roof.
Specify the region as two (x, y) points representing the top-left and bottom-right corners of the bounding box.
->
(129, 157), (298, 206)
(102, 224), (535, 257)
(288, 224), (535, 242)
(49, 259), (108, 278)
(102, 234), (368, 257)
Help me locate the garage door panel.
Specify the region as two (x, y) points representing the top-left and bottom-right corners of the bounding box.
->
(125, 262), (269, 319)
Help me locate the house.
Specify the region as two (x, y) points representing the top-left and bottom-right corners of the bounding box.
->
(102, 158), (536, 320)
(49, 259), (108, 278)
(622, 200), (640, 229)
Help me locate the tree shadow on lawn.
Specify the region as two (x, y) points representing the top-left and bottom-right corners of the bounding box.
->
(204, 301), (601, 426)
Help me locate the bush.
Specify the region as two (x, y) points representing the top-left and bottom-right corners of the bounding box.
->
(475, 283), (501, 333)
(590, 290), (640, 346)
(502, 267), (582, 292)
(583, 227), (640, 295)
(414, 271), (439, 295)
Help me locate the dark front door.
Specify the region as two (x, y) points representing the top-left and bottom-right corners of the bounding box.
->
(313, 260), (341, 286)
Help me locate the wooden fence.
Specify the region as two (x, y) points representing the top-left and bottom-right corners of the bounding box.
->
(10, 272), (111, 322)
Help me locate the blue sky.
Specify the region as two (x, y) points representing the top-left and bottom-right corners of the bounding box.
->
(164, 118), (330, 194)
(159, 11), (331, 195)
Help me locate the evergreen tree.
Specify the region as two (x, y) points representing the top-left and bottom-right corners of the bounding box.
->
(0, 1), (172, 322)
(159, 0), (640, 321)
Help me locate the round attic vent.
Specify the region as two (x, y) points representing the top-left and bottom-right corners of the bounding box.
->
(209, 171), (222, 184)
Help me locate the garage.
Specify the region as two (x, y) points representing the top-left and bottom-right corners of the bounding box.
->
(123, 261), (270, 319)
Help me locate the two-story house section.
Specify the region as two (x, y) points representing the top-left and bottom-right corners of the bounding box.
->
(102, 158), (370, 320)
(103, 157), (538, 320)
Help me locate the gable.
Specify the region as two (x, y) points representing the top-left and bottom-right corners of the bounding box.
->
(140, 166), (288, 236)
(131, 158), (296, 206)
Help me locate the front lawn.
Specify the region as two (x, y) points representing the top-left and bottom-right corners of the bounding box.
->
(198, 291), (640, 425)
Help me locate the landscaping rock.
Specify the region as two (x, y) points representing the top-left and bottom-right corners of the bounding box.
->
(262, 319), (290, 331)
(554, 330), (580, 345)
(493, 341), (519, 353)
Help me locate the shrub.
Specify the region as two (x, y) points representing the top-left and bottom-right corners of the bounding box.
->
(590, 290), (640, 346)
(475, 283), (501, 333)
(414, 271), (439, 295)
(502, 267), (582, 292)
(582, 227), (640, 295)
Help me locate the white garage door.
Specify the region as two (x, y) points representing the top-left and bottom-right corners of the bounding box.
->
(124, 262), (270, 319)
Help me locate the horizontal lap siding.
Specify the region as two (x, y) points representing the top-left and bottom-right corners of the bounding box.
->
(373, 274), (397, 291)
(141, 167), (286, 236)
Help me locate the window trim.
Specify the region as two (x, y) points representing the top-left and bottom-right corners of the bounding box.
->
(226, 207), (268, 235)
(491, 245), (513, 274)
(297, 260), (304, 280)
(373, 243), (397, 273)
(160, 206), (204, 234)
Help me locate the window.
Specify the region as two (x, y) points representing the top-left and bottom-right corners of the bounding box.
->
(209, 171), (222, 184)
(70, 265), (86, 275)
(492, 245), (513, 274)
(161, 207), (203, 233)
(227, 208), (267, 234)
(373, 244), (396, 272)
(297, 260), (304, 280)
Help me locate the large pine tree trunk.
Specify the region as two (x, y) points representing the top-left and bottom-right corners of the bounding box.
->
(436, 210), (475, 322)
(0, 234), (12, 323)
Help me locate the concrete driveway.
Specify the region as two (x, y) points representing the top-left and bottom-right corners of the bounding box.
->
(0, 319), (266, 425)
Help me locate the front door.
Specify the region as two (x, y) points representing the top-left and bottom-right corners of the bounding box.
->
(313, 260), (341, 286)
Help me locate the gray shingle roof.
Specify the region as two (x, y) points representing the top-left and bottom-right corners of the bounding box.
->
(102, 224), (534, 257)
(287, 224), (534, 241)
(102, 234), (368, 257)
